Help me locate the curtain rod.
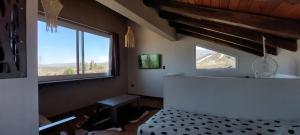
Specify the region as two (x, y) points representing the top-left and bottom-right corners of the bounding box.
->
(38, 10), (112, 35)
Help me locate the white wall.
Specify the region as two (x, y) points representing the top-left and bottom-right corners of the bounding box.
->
(127, 22), (300, 97)
(0, 0), (38, 135)
(164, 75), (300, 120)
(273, 40), (300, 76)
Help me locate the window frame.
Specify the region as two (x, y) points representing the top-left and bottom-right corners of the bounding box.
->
(194, 45), (239, 71)
(38, 17), (113, 83)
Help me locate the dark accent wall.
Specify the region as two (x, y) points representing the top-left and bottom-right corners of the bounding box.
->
(38, 0), (128, 117)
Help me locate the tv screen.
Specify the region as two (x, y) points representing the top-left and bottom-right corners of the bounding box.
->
(138, 54), (161, 69)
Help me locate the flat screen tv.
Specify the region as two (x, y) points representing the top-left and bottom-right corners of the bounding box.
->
(138, 54), (161, 69)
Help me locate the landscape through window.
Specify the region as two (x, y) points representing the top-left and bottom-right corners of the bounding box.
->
(38, 21), (77, 76)
(38, 21), (111, 81)
(196, 46), (236, 70)
(83, 32), (110, 74)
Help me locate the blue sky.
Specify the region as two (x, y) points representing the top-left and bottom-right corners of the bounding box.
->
(196, 46), (215, 59)
(38, 21), (110, 65)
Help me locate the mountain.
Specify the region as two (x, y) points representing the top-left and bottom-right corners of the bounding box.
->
(196, 53), (236, 69)
(39, 63), (76, 68)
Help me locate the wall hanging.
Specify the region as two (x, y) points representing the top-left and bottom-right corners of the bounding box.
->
(138, 54), (161, 69)
(0, 0), (27, 79)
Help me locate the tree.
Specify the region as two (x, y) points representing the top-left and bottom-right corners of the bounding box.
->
(89, 60), (95, 70)
(94, 63), (97, 70)
(64, 68), (75, 75)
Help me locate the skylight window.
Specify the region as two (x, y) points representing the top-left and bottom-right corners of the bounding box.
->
(195, 46), (237, 70)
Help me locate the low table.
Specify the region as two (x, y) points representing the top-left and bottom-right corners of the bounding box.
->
(97, 94), (140, 125)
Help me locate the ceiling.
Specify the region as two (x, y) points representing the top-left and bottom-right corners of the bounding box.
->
(176, 0), (300, 20)
(144, 0), (300, 56)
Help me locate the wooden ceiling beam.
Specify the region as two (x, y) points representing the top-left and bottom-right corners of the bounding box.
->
(170, 22), (277, 55)
(144, 0), (300, 39)
(159, 11), (298, 52)
(96, 0), (176, 41)
(177, 29), (264, 56)
(143, 0), (171, 8)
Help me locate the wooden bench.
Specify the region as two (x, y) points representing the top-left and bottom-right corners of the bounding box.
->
(97, 94), (140, 125)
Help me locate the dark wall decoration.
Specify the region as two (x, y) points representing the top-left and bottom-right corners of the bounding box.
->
(0, 0), (26, 79)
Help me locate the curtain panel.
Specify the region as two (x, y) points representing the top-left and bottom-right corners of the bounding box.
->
(110, 32), (120, 77)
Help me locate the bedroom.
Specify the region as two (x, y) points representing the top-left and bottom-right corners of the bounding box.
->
(0, 0), (300, 135)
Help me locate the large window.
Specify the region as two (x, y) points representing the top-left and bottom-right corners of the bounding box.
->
(195, 46), (237, 70)
(38, 20), (112, 82)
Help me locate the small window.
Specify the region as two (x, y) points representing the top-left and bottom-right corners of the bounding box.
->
(38, 20), (112, 82)
(195, 46), (237, 70)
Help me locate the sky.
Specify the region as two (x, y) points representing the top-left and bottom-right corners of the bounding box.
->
(196, 46), (235, 59)
(196, 46), (215, 59)
(38, 21), (110, 65)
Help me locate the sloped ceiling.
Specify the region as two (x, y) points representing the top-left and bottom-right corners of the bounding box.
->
(177, 0), (300, 20)
(96, 0), (176, 41)
(144, 0), (300, 56)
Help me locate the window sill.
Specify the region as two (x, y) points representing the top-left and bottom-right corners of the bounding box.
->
(38, 76), (114, 85)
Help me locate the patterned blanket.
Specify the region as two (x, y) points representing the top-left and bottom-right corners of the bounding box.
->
(138, 108), (300, 135)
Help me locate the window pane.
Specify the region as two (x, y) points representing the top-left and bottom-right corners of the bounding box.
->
(38, 21), (77, 76)
(79, 31), (84, 74)
(196, 46), (236, 69)
(83, 32), (110, 74)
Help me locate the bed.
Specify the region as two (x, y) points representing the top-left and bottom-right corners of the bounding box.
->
(138, 108), (300, 135)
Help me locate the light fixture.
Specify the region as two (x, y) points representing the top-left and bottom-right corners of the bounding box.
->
(41, 0), (63, 32)
(125, 26), (135, 48)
